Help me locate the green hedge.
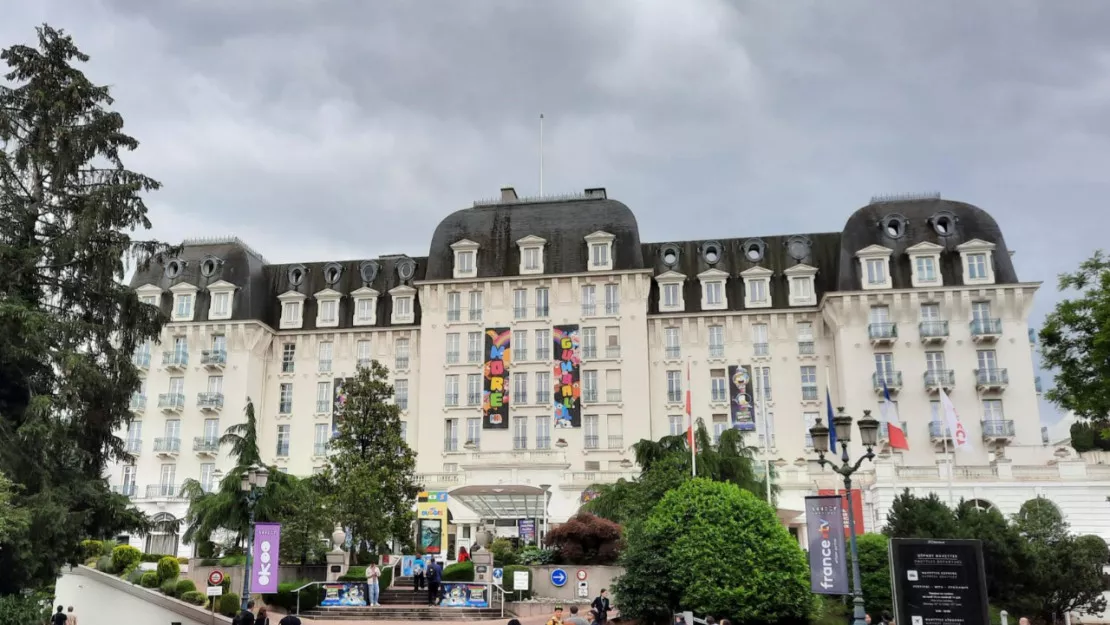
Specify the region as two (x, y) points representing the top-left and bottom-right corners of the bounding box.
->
(140, 571), (160, 588)
(177, 556), (190, 566)
(442, 561), (474, 582)
(127, 568), (145, 585)
(81, 540), (105, 560)
(159, 579), (178, 597)
(218, 593), (240, 617)
(176, 579), (197, 596)
(501, 565), (532, 599)
(219, 554), (247, 566)
(262, 580), (323, 612)
(157, 556), (180, 582)
(95, 556), (112, 573)
(111, 545), (142, 573)
(181, 591), (207, 606)
(141, 552), (171, 563)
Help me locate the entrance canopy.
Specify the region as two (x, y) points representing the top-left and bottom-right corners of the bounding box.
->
(450, 485), (546, 520)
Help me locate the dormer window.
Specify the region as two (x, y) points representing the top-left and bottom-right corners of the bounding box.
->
(784, 264), (818, 307)
(740, 266), (773, 309)
(136, 284), (162, 308)
(451, 239), (480, 279)
(906, 242), (944, 288)
(278, 291), (307, 330)
(856, 245), (894, 290)
(351, 287), (379, 326)
(585, 231), (616, 271)
(957, 239), (997, 285)
(390, 285), (416, 324)
(516, 235), (547, 275)
(698, 269), (729, 311)
(315, 289), (341, 328)
(207, 280), (236, 321)
(169, 283), (199, 322)
(655, 271), (686, 312)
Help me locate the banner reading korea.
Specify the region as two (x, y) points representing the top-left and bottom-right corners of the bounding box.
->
(251, 522), (282, 594)
(805, 495), (849, 595)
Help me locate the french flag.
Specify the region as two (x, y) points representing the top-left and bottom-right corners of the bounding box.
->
(881, 380), (909, 450)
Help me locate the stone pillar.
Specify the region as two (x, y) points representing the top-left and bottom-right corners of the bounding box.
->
(326, 525), (348, 582)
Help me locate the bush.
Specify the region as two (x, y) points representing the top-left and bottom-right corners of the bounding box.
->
(95, 556), (113, 573)
(176, 579), (197, 596)
(140, 571), (160, 588)
(339, 565), (367, 581)
(111, 545), (142, 573)
(157, 556), (181, 582)
(219, 554), (247, 567)
(177, 556), (190, 566)
(120, 561), (140, 580)
(218, 593), (240, 617)
(159, 578), (178, 596)
(442, 561), (475, 582)
(198, 558), (219, 566)
(517, 546), (555, 565)
(196, 540), (217, 559)
(855, 533), (893, 616)
(614, 479), (813, 624)
(141, 552), (171, 563)
(488, 538), (516, 566)
(0, 594), (50, 625)
(501, 564), (532, 600)
(181, 591), (207, 606)
(544, 512), (622, 564)
(127, 568), (145, 585)
(263, 580), (323, 613)
(81, 539), (105, 560)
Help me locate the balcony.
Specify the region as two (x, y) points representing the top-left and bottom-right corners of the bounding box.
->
(873, 371), (903, 393)
(981, 419), (1015, 441)
(447, 309), (461, 322)
(923, 370), (956, 393)
(608, 435), (624, 449)
(536, 348), (551, 361)
(918, 320), (949, 344)
(708, 345), (724, 359)
(316, 400), (330, 414)
(197, 392), (224, 412)
(158, 393), (184, 413)
(201, 349), (226, 369)
(536, 306), (550, 318)
(417, 472), (463, 487)
(801, 386), (819, 402)
(124, 439), (141, 455)
(975, 368), (1009, 392)
(753, 343), (769, 358)
(798, 341), (816, 356)
(395, 356), (410, 371)
(928, 421), (951, 442)
(583, 347), (598, 359)
(513, 307), (529, 320)
(536, 392), (551, 404)
(356, 357), (371, 369)
(583, 389), (598, 403)
(443, 439), (459, 453)
(667, 391), (683, 404)
(145, 484), (183, 500)
(469, 308), (483, 322)
(468, 350), (482, 363)
(154, 437), (181, 456)
(513, 437), (528, 451)
(584, 435), (600, 450)
(444, 394), (459, 408)
(605, 303), (621, 316)
(606, 345), (621, 359)
(970, 318), (1002, 343)
(461, 449), (568, 469)
(564, 471), (638, 487)
(318, 359), (332, 373)
(516, 349), (529, 362)
(112, 483), (137, 497)
(313, 442), (328, 457)
(161, 351), (188, 370)
(665, 346), (681, 360)
(581, 304), (597, 317)
(132, 352), (151, 370)
(130, 394), (147, 412)
(193, 437), (219, 455)
(467, 393), (482, 406)
(880, 421), (909, 442)
(536, 436), (551, 450)
(446, 351), (460, 364)
(606, 389), (623, 403)
(868, 322), (898, 345)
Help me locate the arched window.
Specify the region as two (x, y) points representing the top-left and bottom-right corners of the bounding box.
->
(145, 512), (180, 556)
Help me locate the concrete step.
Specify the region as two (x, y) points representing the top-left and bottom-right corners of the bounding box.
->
(302, 606), (504, 621)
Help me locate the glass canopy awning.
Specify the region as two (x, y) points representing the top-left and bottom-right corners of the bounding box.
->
(449, 485), (547, 520)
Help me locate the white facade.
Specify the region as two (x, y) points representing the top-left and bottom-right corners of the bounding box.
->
(109, 193), (1110, 558)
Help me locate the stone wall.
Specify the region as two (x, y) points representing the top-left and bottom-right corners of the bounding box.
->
(522, 565), (623, 602)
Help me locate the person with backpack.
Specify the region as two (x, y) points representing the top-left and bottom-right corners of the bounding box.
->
(426, 558), (442, 605)
(231, 599), (256, 625)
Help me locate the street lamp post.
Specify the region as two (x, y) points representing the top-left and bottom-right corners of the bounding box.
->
(237, 465), (270, 611)
(808, 408), (880, 625)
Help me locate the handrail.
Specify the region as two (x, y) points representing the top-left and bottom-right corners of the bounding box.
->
(293, 580), (325, 615)
(491, 583), (506, 619)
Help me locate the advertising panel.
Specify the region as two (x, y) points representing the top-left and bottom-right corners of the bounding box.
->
(553, 324), (582, 428)
(727, 365), (756, 431)
(440, 583), (491, 608)
(804, 496), (850, 595)
(518, 519), (536, 543)
(483, 328), (511, 429)
(817, 488), (866, 536)
(416, 491), (449, 554)
(320, 582), (368, 607)
(890, 538), (989, 625)
(251, 522), (281, 594)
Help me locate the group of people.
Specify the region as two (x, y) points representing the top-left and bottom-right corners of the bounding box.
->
(231, 599), (302, 625)
(49, 606), (78, 625)
(409, 554), (446, 605)
(531, 588), (613, 625)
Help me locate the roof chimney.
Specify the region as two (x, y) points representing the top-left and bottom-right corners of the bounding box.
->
(500, 186), (518, 202)
(584, 187), (607, 199)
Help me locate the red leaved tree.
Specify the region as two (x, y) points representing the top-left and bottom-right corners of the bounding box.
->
(544, 512), (623, 564)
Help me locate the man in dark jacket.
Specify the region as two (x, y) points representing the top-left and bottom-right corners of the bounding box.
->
(591, 589), (610, 623)
(426, 559), (442, 605)
(232, 599), (256, 625)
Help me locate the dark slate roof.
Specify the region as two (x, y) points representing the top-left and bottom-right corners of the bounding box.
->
(424, 196), (645, 280)
(837, 198), (1019, 290)
(642, 233), (842, 314)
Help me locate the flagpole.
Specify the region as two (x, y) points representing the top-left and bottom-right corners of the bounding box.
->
(757, 368), (771, 501)
(687, 356), (696, 478)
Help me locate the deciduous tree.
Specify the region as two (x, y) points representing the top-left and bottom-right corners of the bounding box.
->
(543, 512), (622, 565)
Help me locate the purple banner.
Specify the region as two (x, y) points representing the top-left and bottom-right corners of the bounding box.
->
(805, 496), (849, 595)
(252, 522), (282, 594)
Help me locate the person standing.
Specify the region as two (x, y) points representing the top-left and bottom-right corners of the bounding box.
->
(232, 599), (256, 625)
(413, 556), (425, 591)
(565, 605), (588, 625)
(66, 607), (78, 625)
(50, 606), (66, 625)
(591, 589), (610, 623)
(368, 561), (382, 606)
(256, 607), (270, 625)
(546, 605), (565, 625)
(426, 557), (441, 605)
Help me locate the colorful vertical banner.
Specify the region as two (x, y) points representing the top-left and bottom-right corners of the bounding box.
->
(553, 324), (581, 428)
(251, 522), (282, 594)
(417, 491), (449, 554)
(483, 328), (511, 429)
(817, 488), (866, 536)
(518, 519), (536, 543)
(332, 377), (352, 437)
(727, 365), (755, 431)
(805, 496), (849, 595)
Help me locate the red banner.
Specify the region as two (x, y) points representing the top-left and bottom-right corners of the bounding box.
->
(817, 489), (865, 536)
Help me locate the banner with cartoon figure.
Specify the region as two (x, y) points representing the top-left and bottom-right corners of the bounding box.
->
(320, 582), (368, 606)
(483, 328), (511, 429)
(440, 583), (491, 608)
(553, 324), (581, 428)
(727, 365), (755, 431)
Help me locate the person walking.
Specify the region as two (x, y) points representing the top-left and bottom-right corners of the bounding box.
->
(65, 606), (78, 625)
(232, 599), (256, 625)
(50, 606), (66, 625)
(565, 605), (588, 625)
(413, 555), (425, 591)
(591, 589), (611, 624)
(368, 561), (382, 606)
(256, 606), (270, 625)
(426, 557), (442, 605)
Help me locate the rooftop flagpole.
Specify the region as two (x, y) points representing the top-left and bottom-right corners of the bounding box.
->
(687, 356), (696, 478)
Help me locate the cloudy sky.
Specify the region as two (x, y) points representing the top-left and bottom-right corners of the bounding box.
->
(6, 0), (1106, 424)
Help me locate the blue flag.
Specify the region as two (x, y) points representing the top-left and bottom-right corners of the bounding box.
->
(826, 387), (838, 450)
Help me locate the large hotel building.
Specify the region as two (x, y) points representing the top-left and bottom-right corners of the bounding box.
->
(112, 188), (1110, 557)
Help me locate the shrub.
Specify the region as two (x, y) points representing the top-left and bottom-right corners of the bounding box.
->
(198, 558), (219, 566)
(157, 555), (181, 582)
(176, 579), (197, 596)
(488, 538), (516, 566)
(177, 556), (190, 566)
(140, 571), (160, 588)
(81, 539), (105, 560)
(159, 579), (178, 596)
(544, 512), (622, 564)
(181, 591), (207, 606)
(120, 561), (140, 580)
(854, 533), (893, 616)
(219, 554), (247, 567)
(218, 593), (240, 617)
(517, 546), (555, 565)
(127, 568), (145, 585)
(196, 540), (217, 559)
(501, 564), (532, 600)
(614, 479), (813, 624)
(339, 565), (367, 581)
(141, 552), (171, 563)
(263, 580), (323, 613)
(111, 545), (142, 573)
(442, 561), (475, 582)
(95, 556), (113, 573)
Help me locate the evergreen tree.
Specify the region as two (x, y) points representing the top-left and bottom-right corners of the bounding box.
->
(323, 360), (418, 556)
(0, 25), (168, 594)
(882, 489), (960, 538)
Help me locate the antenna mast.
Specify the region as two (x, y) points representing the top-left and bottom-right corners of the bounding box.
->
(539, 113), (545, 196)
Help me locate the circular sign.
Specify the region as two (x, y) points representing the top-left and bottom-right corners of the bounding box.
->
(207, 570), (224, 586)
(493, 568), (504, 582)
(576, 569), (588, 581)
(550, 568), (568, 587)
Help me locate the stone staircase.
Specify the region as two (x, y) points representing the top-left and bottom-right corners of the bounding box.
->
(299, 581), (506, 621)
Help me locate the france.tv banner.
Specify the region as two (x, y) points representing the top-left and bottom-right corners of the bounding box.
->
(804, 495), (849, 595)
